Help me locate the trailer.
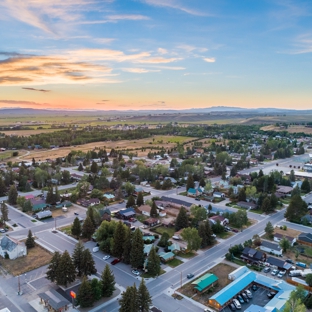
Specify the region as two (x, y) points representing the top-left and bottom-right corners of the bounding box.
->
(301, 269), (312, 277)
(289, 270), (303, 277)
(35, 210), (52, 220)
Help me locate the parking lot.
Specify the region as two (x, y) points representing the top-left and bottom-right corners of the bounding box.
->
(221, 286), (275, 312)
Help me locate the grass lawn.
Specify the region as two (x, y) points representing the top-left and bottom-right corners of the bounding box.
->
(141, 268), (166, 278)
(136, 214), (148, 223)
(249, 209), (263, 214)
(0, 244), (52, 276)
(167, 258), (183, 268)
(178, 252), (196, 259)
(153, 226), (176, 238)
(59, 225), (73, 235)
(216, 232), (232, 239)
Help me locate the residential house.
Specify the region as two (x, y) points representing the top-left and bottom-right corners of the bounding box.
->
(76, 198), (100, 207)
(117, 208), (136, 220)
(138, 205), (152, 216)
(276, 186), (293, 195)
(144, 218), (159, 227)
(265, 256), (292, 271)
(237, 201), (257, 210)
(297, 232), (312, 247)
(273, 233), (296, 246)
(168, 242), (181, 254)
(213, 192), (225, 199)
(301, 214), (312, 224)
(191, 273), (218, 294)
(0, 236), (27, 260)
(187, 187), (203, 197)
(159, 251), (175, 263)
(260, 240), (282, 257)
(209, 215), (229, 226)
(30, 198), (47, 211)
(241, 247), (266, 265)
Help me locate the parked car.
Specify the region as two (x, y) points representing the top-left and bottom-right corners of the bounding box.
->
(252, 284), (258, 291)
(296, 262), (307, 268)
(187, 273), (194, 279)
(132, 269), (140, 276)
(277, 270), (286, 278)
(229, 303), (236, 311)
(263, 267), (271, 273)
(285, 259), (294, 264)
(267, 291), (277, 299)
(271, 269), (279, 276)
(241, 293), (249, 303)
(245, 289), (252, 298)
(0, 229), (5, 233)
(232, 299), (241, 309)
(111, 258), (121, 265)
(195, 197), (200, 201)
(103, 255), (110, 260)
(237, 295), (244, 304)
(231, 228), (239, 233)
(74, 212), (79, 215)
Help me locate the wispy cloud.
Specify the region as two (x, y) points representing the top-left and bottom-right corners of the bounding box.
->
(0, 99), (51, 106)
(158, 48), (168, 55)
(287, 34), (312, 54)
(122, 68), (160, 73)
(22, 87), (51, 92)
(136, 57), (181, 64)
(0, 0), (113, 35)
(203, 57), (215, 63)
(141, 0), (209, 16)
(0, 52), (119, 86)
(78, 14), (149, 25)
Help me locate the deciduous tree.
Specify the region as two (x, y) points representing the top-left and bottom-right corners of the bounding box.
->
(279, 236), (291, 253)
(181, 227), (202, 252)
(0, 202), (9, 221)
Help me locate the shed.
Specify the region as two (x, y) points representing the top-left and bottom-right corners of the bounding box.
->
(38, 289), (71, 312)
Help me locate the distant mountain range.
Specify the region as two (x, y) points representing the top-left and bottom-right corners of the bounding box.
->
(0, 106), (311, 116)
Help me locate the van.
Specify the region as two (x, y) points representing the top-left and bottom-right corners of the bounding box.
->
(233, 299), (241, 309)
(289, 270), (302, 277)
(93, 247), (99, 253)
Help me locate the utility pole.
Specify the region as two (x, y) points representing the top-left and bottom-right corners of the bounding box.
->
(180, 271), (182, 289)
(17, 275), (22, 295)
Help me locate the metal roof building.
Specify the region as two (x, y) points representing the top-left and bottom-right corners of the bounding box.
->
(209, 271), (256, 310)
(191, 273), (218, 293)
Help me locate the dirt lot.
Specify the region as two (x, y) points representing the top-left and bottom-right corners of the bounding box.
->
(273, 226), (301, 238)
(12, 135), (196, 162)
(178, 262), (236, 306)
(0, 244), (52, 276)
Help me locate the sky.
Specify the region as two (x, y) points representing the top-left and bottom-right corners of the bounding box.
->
(1, 0), (312, 111)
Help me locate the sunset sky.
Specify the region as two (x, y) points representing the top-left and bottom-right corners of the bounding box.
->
(1, 0), (312, 111)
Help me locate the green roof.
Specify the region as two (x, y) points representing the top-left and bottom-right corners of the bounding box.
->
(159, 251), (175, 261)
(191, 273), (218, 292)
(32, 203), (46, 211)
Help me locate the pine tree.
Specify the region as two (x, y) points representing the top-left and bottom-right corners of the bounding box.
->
(0, 202), (9, 221)
(198, 222), (208, 248)
(72, 241), (85, 276)
(175, 207), (188, 231)
(25, 229), (35, 249)
(46, 185), (53, 204)
(77, 276), (94, 308)
(101, 264), (116, 297)
(82, 215), (95, 240)
(136, 192), (144, 206)
(261, 197), (272, 213)
(46, 251), (61, 283)
(23, 200), (32, 212)
(301, 178), (311, 193)
(126, 195), (135, 208)
(8, 185), (18, 205)
(146, 246), (160, 277)
(87, 206), (96, 228)
(81, 249), (97, 276)
(113, 221), (126, 258)
(158, 232), (169, 248)
(285, 194), (308, 223)
(137, 278), (152, 312)
(71, 217), (82, 239)
(264, 221), (274, 239)
(55, 250), (76, 287)
(130, 228), (145, 269)
(186, 173), (194, 191)
(119, 284), (139, 312)
(0, 178), (6, 197)
(90, 278), (102, 301)
(91, 161), (98, 174)
(122, 227), (132, 264)
(205, 220), (214, 246)
(78, 163), (84, 171)
(150, 201), (158, 217)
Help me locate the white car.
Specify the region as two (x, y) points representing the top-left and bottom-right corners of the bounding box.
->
(132, 269), (140, 276)
(103, 255), (110, 261)
(277, 270), (286, 278)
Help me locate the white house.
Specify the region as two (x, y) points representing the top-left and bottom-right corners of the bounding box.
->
(0, 236), (27, 260)
(273, 233), (296, 247)
(213, 192), (225, 199)
(259, 240), (282, 257)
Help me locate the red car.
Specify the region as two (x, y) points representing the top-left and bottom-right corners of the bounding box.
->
(111, 258), (121, 265)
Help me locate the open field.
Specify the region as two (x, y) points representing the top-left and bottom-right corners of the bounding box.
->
(1, 128), (65, 136)
(261, 125), (312, 134)
(14, 135), (197, 162)
(0, 244), (52, 276)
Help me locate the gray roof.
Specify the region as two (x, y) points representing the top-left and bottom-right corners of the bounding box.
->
(38, 289), (70, 310)
(0, 236), (18, 252)
(261, 240), (281, 251)
(298, 232), (312, 243)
